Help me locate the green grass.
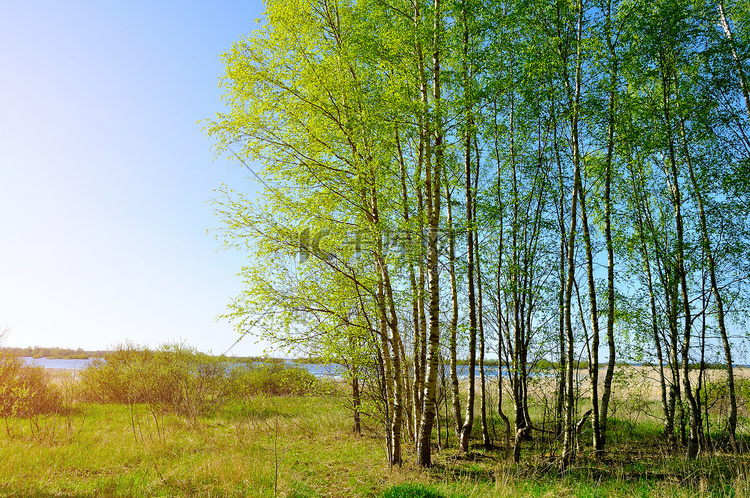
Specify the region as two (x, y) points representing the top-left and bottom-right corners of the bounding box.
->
(1, 393), (749, 497)
(8, 346), (749, 495)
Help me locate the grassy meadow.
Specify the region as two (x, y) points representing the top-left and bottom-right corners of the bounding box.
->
(1, 351), (750, 497)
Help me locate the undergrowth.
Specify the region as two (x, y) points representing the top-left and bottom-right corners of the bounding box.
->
(2, 349), (750, 497)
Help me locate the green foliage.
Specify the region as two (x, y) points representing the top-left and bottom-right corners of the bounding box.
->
(205, 0), (750, 470)
(0, 354), (62, 418)
(704, 375), (750, 420)
(737, 377), (750, 408)
(79, 343), (325, 418)
(79, 342), (233, 417)
(231, 361), (324, 397)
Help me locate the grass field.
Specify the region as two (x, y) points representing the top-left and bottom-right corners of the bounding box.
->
(2, 373), (750, 498)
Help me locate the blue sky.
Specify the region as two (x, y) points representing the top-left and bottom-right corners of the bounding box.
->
(0, 0), (271, 356)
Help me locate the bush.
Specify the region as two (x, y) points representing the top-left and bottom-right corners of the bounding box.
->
(735, 377), (750, 414)
(704, 375), (750, 420)
(79, 342), (233, 417)
(230, 361), (324, 397)
(78, 342), (149, 404)
(0, 354), (61, 419)
(79, 343), (325, 417)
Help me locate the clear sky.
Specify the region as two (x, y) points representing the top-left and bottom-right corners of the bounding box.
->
(0, 0), (272, 356)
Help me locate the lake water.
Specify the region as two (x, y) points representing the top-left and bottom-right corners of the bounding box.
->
(22, 357), (95, 370)
(21, 357), (508, 379)
(21, 357), (344, 376)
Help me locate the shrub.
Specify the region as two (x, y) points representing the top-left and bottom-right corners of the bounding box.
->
(79, 344), (326, 418)
(0, 354), (62, 419)
(78, 342), (150, 404)
(703, 375), (750, 420)
(231, 361), (323, 397)
(79, 342), (233, 417)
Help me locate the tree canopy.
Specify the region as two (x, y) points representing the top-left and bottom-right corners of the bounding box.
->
(208, 0), (750, 466)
